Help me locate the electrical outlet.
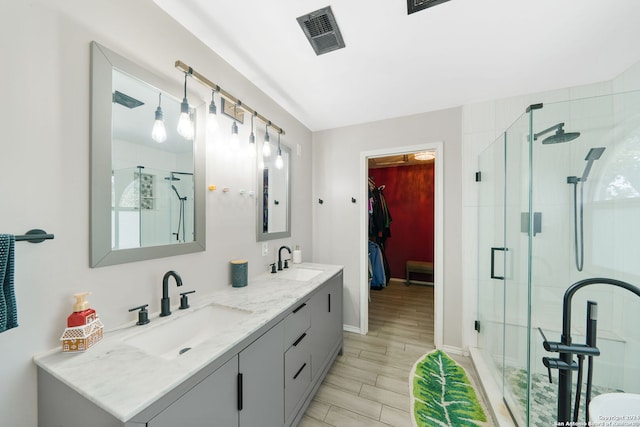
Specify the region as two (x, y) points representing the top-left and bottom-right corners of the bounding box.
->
(262, 242), (269, 256)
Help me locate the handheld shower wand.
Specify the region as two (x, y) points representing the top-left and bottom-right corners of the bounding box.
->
(567, 147), (605, 271)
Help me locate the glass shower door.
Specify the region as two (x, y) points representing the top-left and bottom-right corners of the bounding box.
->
(477, 111), (532, 426)
(503, 111), (532, 425)
(477, 132), (507, 408)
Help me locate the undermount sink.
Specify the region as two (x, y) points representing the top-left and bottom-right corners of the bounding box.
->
(589, 393), (640, 422)
(277, 267), (323, 281)
(123, 304), (252, 360)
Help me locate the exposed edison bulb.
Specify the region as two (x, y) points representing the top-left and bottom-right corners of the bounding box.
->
(152, 118), (167, 142)
(207, 113), (219, 133)
(248, 140), (256, 157)
(177, 99), (193, 140)
(207, 99), (219, 132)
(152, 106), (167, 143)
(263, 140), (272, 157)
(263, 129), (272, 157)
(230, 121), (239, 150)
(275, 149), (284, 170)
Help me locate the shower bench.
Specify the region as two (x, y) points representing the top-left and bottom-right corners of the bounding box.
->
(405, 260), (433, 285)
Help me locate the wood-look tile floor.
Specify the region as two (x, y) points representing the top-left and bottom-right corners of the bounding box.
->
(300, 279), (494, 427)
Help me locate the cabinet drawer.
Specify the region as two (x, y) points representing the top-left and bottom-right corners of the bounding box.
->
(284, 300), (310, 348)
(284, 333), (311, 419)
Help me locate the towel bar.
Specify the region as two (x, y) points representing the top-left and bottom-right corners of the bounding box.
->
(14, 229), (55, 243)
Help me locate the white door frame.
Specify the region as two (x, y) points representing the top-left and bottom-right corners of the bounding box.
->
(359, 141), (444, 349)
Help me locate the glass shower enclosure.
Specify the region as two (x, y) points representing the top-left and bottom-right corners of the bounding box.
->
(477, 90), (640, 425)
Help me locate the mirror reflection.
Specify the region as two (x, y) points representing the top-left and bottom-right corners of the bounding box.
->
(91, 41), (205, 267)
(257, 143), (291, 241)
(111, 69), (195, 248)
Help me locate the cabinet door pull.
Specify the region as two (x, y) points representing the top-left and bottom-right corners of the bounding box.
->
(293, 332), (307, 347)
(237, 373), (243, 411)
(292, 302), (307, 313)
(293, 363), (307, 380)
(328, 293), (331, 312)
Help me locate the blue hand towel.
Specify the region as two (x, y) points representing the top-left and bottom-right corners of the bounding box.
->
(0, 234), (17, 333)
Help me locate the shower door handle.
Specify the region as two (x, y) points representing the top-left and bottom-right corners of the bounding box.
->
(490, 247), (508, 280)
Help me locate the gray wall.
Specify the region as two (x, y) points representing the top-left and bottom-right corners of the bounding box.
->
(312, 107), (464, 349)
(0, 1), (311, 426)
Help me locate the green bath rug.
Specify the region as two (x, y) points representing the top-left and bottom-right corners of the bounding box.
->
(411, 349), (487, 427)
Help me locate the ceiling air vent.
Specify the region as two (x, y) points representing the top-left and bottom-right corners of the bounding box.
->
(112, 91), (144, 109)
(297, 6), (345, 56)
(407, 0), (452, 15)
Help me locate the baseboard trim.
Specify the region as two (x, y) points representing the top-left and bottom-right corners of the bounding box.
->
(342, 324), (362, 334)
(440, 344), (465, 356)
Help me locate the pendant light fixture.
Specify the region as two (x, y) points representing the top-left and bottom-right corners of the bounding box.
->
(263, 122), (272, 157)
(275, 130), (284, 170)
(229, 101), (239, 149)
(207, 87), (219, 132)
(151, 92), (167, 143)
(173, 61), (288, 158)
(248, 111), (257, 157)
(177, 71), (194, 140)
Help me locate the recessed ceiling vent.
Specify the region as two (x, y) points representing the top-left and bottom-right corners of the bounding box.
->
(407, 0), (452, 15)
(112, 91), (144, 109)
(297, 6), (345, 56)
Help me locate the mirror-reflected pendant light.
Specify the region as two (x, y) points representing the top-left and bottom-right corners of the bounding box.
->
(230, 102), (239, 149)
(275, 130), (284, 170)
(152, 92), (167, 143)
(248, 112), (257, 157)
(263, 122), (272, 157)
(208, 87), (219, 132)
(177, 72), (194, 140)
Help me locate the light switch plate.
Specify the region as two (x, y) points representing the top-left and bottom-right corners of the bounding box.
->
(262, 242), (269, 256)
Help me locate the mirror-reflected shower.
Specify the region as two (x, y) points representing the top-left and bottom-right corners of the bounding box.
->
(112, 168), (194, 248)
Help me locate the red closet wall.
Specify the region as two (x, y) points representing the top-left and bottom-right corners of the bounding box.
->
(369, 162), (434, 280)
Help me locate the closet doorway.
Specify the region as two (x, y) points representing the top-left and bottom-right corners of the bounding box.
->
(359, 143), (444, 349)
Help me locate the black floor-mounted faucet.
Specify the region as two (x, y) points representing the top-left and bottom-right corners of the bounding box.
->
(160, 270), (183, 317)
(278, 246), (291, 271)
(541, 277), (640, 424)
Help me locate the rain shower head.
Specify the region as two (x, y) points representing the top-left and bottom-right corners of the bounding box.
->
(534, 122), (581, 144)
(581, 147), (606, 182)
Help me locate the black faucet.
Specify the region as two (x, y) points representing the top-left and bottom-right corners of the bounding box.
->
(160, 270), (183, 317)
(278, 246), (291, 271)
(542, 277), (640, 424)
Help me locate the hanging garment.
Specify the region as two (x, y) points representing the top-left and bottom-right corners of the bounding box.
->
(368, 241), (386, 289)
(368, 185), (392, 243)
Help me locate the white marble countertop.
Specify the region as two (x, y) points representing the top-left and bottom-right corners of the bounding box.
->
(33, 263), (343, 423)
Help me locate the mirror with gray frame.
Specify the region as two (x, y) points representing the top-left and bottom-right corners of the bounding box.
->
(257, 143), (291, 241)
(91, 41), (205, 267)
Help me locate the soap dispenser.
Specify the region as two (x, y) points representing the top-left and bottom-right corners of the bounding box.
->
(67, 292), (96, 327)
(60, 292), (104, 353)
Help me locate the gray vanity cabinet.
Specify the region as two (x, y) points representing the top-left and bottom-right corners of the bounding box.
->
(309, 271), (343, 380)
(36, 267), (343, 427)
(147, 355), (237, 427)
(148, 322), (284, 427)
(238, 322), (284, 427)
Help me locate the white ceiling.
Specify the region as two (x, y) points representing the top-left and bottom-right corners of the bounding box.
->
(154, 0), (640, 131)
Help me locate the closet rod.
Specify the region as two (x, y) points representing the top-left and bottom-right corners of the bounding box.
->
(175, 60), (286, 136)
